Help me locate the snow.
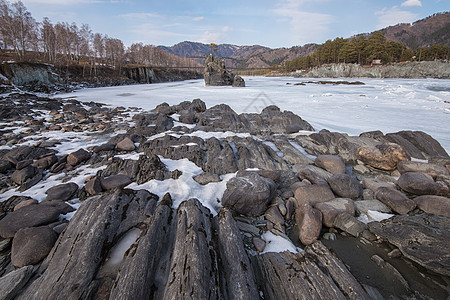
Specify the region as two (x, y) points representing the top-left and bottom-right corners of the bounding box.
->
(56, 77), (450, 153)
(260, 231), (301, 254)
(104, 228), (141, 267)
(127, 156), (236, 215)
(357, 210), (395, 224)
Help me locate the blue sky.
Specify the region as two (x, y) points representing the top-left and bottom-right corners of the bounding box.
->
(21, 0), (448, 48)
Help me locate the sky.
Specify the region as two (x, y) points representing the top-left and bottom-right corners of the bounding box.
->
(20, 0), (448, 48)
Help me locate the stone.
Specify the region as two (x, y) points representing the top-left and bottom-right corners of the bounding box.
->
(45, 182), (79, 201)
(85, 177), (103, 195)
(285, 198), (295, 220)
(236, 221), (260, 235)
(232, 75), (245, 87)
(397, 161), (449, 178)
(264, 206), (284, 225)
(296, 168), (329, 186)
(294, 184), (335, 206)
(333, 212), (366, 237)
(204, 54), (245, 87)
(315, 198), (355, 227)
(33, 155), (57, 169)
(11, 226), (58, 267)
(388, 249), (402, 259)
(67, 148), (91, 166)
(354, 200), (392, 215)
(13, 199), (38, 211)
(100, 175), (132, 190)
(368, 214), (450, 276)
(0, 266), (34, 300)
(0, 159), (12, 173)
(397, 172), (448, 196)
(11, 165), (37, 185)
(222, 173), (276, 217)
(413, 195), (450, 218)
(92, 143), (115, 153)
(116, 137), (135, 151)
(295, 200), (322, 245)
(362, 177), (396, 193)
(387, 131), (449, 160)
(327, 174), (361, 199)
(357, 143), (410, 171)
(15, 159), (33, 170)
(193, 172), (221, 185)
(375, 187), (416, 214)
(252, 237), (266, 252)
(40, 200), (76, 215)
(314, 155), (346, 175)
(0, 204), (61, 238)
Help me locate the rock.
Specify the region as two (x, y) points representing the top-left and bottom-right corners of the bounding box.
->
(332, 212), (366, 237)
(354, 200), (392, 215)
(296, 167), (330, 186)
(413, 195), (450, 218)
(0, 204), (61, 238)
(92, 143), (115, 153)
(314, 155), (346, 175)
(295, 200), (322, 245)
(232, 75), (245, 87)
(67, 148), (91, 166)
(387, 130), (449, 160)
(100, 175), (132, 190)
(315, 198), (355, 227)
(204, 54), (245, 87)
(264, 206), (285, 225)
(193, 172), (221, 185)
(85, 177), (103, 195)
(368, 214), (450, 276)
(45, 182), (78, 201)
(362, 177), (395, 193)
(357, 143), (410, 171)
(374, 187), (416, 214)
(252, 237), (266, 252)
(13, 199), (38, 211)
(323, 232), (337, 240)
(15, 159), (33, 170)
(370, 255), (409, 291)
(11, 165), (37, 185)
(0, 266), (34, 300)
(222, 173), (276, 217)
(294, 184), (335, 206)
(116, 137), (135, 151)
(397, 161), (449, 178)
(362, 189), (374, 200)
(327, 174), (361, 199)
(11, 226), (58, 267)
(0, 159), (12, 173)
(39, 200), (76, 215)
(397, 172), (448, 196)
(388, 249), (402, 259)
(236, 221), (260, 235)
(33, 155), (57, 169)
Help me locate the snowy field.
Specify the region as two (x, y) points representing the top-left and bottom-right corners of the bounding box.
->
(56, 77), (450, 153)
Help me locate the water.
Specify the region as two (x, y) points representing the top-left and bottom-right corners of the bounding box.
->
(55, 77), (450, 153)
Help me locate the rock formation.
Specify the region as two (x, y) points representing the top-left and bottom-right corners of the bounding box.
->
(204, 54), (245, 87)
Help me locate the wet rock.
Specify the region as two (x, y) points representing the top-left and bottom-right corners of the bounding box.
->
(0, 266), (34, 300)
(100, 175), (132, 190)
(222, 172), (276, 217)
(397, 172), (448, 196)
(193, 172), (221, 185)
(295, 200), (322, 245)
(413, 195), (450, 218)
(85, 177), (103, 195)
(294, 183), (335, 206)
(357, 143), (410, 171)
(116, 137), (135, 152)
(327, 174), (361, 199)
(332, 212), (366, 237)
(0, 203), (60, 238)
(315, 198), (355, 227)
(354, 200), (392, 215)
(314, 155), (346, 175)
(67, 148), (91, 166)
(368, 214), (450, 276)
(11, 226), (58, 267)
(374, 187), (416, 214)
(45, 182), (79, 201)
(397, 161), (449, 178)
(92, 143), (115, 153)
(370, 255), (409, 291)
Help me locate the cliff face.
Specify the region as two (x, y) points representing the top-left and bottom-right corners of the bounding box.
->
(297, 61), (450, 79)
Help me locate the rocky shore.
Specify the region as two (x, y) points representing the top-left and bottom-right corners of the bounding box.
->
(0, 91), (449, 299)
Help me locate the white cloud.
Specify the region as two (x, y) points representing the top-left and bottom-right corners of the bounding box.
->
(401, 0), (422, 7)
(222, 26), (233, 33)
(193, 16), (205, 22)
(375, 6), (418, 28)
(196, 31), (224, 44)
(119, 12), (162, 19)
(21, 0), (104, 4)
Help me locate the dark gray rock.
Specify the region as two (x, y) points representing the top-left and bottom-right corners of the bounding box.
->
(116, 137), (135, 152)
(45, 182), (79, 201)
(39, 200), (76, 215)
(397, 172), (448, 196)
(265, 205), (285, 225)
(413, 195), (450, 218)
(15, 159), (33, 170)
(0, 266), (34, 300)
(375, 187), (416, 214)
(387, 131), (449, 160)
(13, 199), (38, 211)
(85, 177), (103, 195)
(314, 154), (346, 175)
(232, 75), (245, 87)
(67, 148), (91, 166)
(368, 214), (450, 276)
(328, 174), (362, 199)
(315, 198), (355, 227)
(0, 204), (61, 238)
(397, 161), (449, 178)
(92, 143), (115, 153)
(100, 175), (132, 190)
(222, 173), (276, 217)
(0, 159), (12, 173)
(204, 54), (244, 87)
(332, 212), (366, 237)
(11, 165), (37, 185)
(354, 200), (392, 215)
(193, 172), (221, 185)
(33, 154), (57, 169)
(294, 184), (335, 206)
(11, 226), (58, 267)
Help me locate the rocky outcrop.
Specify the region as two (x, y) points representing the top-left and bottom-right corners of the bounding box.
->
(204, 54), (245, 87)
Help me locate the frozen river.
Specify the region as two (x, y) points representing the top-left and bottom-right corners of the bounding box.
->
(56, 76), (450, 153)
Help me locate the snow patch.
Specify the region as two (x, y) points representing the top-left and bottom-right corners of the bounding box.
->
(357, 210), (395, 224)
(260, 231), (301, 254)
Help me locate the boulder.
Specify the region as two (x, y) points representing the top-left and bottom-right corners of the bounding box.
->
(67, 148), (91, 166)
(204, 54), (245, 87)
(116, 137), (136, 152)
(295, 200), (322, 245)
(354, 200), (392, 215)
(45, 182), (79, 201)
(11, 226), (58, 267)
(294, 184), (335, 206)
(0, 204), (61, 238)
(33, 154), (58, 169)
(193, 172), (221, 185)
(11, 165), (37, 185)
(375, 187), (416, 214)
(15, 159), (33, 170)
(0, 266), (34, 300)
(232, 75), (245, 87)
(362, 177), (395, 193)
(332, 212), (366, 237)
(85, 177), (103, 195)
(92, 143), (115, 153)
(397, 161), (449, 178)
(357, 143), (410, 171)
(264, 205), (285, 225)
(387, 131), (449, 160)
(100, 175), (132, 190)
(327, 174), (361, 199)
(222, 173), (276, 217)
(315, 198), (355, 227)
(397, 172), (448, 196)
(314, 155), (346, 175)
(413, 195), (450, 218)
(13, 199), (38, 211)
(0, 159), (12, 173)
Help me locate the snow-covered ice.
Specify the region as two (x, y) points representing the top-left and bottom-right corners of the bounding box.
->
(260, 231), (301, 254)
(357, 210), (395, 224)
(56, 77), (450, 153)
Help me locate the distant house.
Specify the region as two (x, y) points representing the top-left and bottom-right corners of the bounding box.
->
(372, 59), (382, 65)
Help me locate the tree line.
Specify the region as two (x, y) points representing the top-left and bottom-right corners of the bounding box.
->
(0, 0), (200, 72)
(283, 31), (450, 72)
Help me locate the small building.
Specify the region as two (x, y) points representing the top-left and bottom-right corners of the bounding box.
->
(372, 59), (382, 65)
